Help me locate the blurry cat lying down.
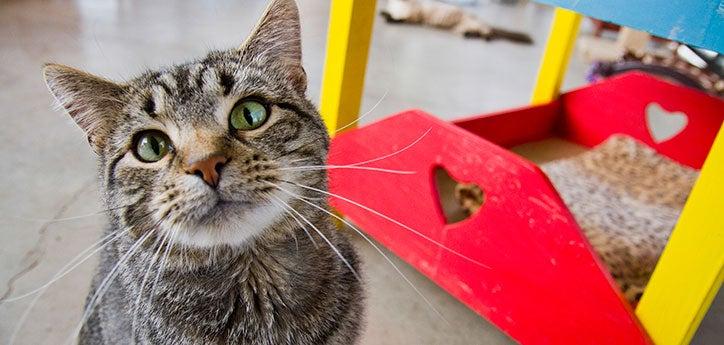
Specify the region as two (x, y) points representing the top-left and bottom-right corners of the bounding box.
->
(455, 135), (698, 303)
(381, 0), (533, 44)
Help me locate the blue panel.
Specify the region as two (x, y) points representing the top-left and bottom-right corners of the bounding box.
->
(536, 0), (724, 53)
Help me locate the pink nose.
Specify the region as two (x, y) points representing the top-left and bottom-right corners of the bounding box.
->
(184, 155), (228, 187)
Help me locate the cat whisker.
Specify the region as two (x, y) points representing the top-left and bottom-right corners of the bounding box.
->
(270, 198), (318, 249)
(6, 208), (160, 345)
(270, 195), (361, 282)
(286, 157), (312, 164)
(1, 209), (147, 304)
(279, 165), (416, 175)
(278, 180), (490, 269)
(66, 226), (158, 344)
(10, 204), (131, 224)
(148, 227), (177, 300)
(5, 224), (137, 345)
(131, 232), (168, 339)
(334, 89), (389, 133)
(286, 128), (430, 169)
(279, 128), (432, 174)
(270, 183), (448, 324)
(343, 128), (431, 167)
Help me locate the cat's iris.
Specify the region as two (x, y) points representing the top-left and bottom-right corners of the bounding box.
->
(230, 99), (268, 130)
(134, 131), (170, 162)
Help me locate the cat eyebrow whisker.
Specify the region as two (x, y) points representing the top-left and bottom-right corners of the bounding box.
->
(270, 195), (361, 283)
(268, 181), (448, 324)
(278, 180), (490, 270)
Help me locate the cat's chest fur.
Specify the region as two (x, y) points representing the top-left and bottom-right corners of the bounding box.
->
(82, 222), (363, 345)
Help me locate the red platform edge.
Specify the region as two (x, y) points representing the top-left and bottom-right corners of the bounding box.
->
(327, 73), (724, 344)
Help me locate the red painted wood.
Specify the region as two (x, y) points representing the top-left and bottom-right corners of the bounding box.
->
(326, 73), (724, 343)
(328, 111), (651, 344)
(453, 100), (562, 148)
(558, 73), (724, 168)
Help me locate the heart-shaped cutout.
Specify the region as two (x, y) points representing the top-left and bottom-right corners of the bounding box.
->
(646, 102), (688, 143)
(434, 167), (484, 224)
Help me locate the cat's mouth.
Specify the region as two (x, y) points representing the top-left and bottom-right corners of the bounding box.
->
(165, 189), (288, 248)
(193, 199), (255, 226)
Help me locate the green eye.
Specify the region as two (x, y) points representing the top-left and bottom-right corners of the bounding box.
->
(134, 131), (171, 162)
(229, 99), (268, 130)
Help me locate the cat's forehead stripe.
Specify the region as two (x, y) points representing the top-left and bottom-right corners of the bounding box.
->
(201, 67), (223, 94)
(150, 85), (168, 115)
(187, 63), (206, 88)
(158, 73), (178, 91)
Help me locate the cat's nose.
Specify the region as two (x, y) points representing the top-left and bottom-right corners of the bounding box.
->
(184, 154), (228, 188)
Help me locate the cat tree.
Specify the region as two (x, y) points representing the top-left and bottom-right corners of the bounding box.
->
(318, 1), (724, 344)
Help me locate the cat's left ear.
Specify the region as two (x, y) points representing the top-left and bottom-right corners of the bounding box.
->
(240, 0), (306, 94)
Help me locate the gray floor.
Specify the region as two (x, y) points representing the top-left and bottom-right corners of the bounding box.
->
(0, 0), (720, 344)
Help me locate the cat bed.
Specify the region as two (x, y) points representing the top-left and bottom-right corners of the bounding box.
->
(456, 134), (699, 303)
(326, 72), (724, 344)
(541, 135), (698, 301)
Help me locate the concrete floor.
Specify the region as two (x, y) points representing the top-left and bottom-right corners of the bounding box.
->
(0, 0), (720, 344)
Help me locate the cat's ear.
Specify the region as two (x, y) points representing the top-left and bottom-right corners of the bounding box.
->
(42, 63), (124, 154)
(240, 0), (306, 93)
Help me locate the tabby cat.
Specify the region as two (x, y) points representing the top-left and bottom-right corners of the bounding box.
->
(42, 0), (363, 343)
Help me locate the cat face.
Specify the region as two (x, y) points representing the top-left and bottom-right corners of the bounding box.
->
(42, 0), (327, 248)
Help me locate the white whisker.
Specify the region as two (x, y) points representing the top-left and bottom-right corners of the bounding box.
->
(10, 205), (130, 224)
(3, 226), (133, 303)
(6, 226), (132, 345)
(148, 227), (176, 299)
(270, 195), (361, 282)
(131, 233), (167, 339)
(270, 183), (448, 323)
(334, 89), (389, 133)
(344, 128), (431, 167)
(270, 198), (318, 249)
(280, 180), (489, 269)
(280, 165), (415, 175)
(66, 229), (156, 344)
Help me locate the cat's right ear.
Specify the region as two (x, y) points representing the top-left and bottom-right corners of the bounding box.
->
(43, 63), (124, 154)
(239, 0), (306, 94)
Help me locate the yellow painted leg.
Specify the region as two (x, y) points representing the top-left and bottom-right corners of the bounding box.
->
(319, 0), (377, 136)
(636, 126), (724, 345)
(531, 8), (582, 104)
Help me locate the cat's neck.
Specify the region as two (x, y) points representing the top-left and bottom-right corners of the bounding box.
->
(111, 222), (335, 342)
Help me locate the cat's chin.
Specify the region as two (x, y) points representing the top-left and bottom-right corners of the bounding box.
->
(164, 194), (290, 248)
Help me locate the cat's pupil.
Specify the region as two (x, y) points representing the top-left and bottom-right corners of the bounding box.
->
(243, 107), (254, 124)
(150, 137), (160, 154)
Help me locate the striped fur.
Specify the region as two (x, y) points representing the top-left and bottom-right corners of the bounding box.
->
(42, 1), (363, 344)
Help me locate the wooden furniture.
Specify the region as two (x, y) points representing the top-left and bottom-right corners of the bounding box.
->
(318, 1), (724, 344)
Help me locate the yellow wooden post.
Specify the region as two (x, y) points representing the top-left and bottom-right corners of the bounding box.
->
(319, 0), (377, 136)
(636, 125), (724, 345)
(531, 8), (582, 104)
